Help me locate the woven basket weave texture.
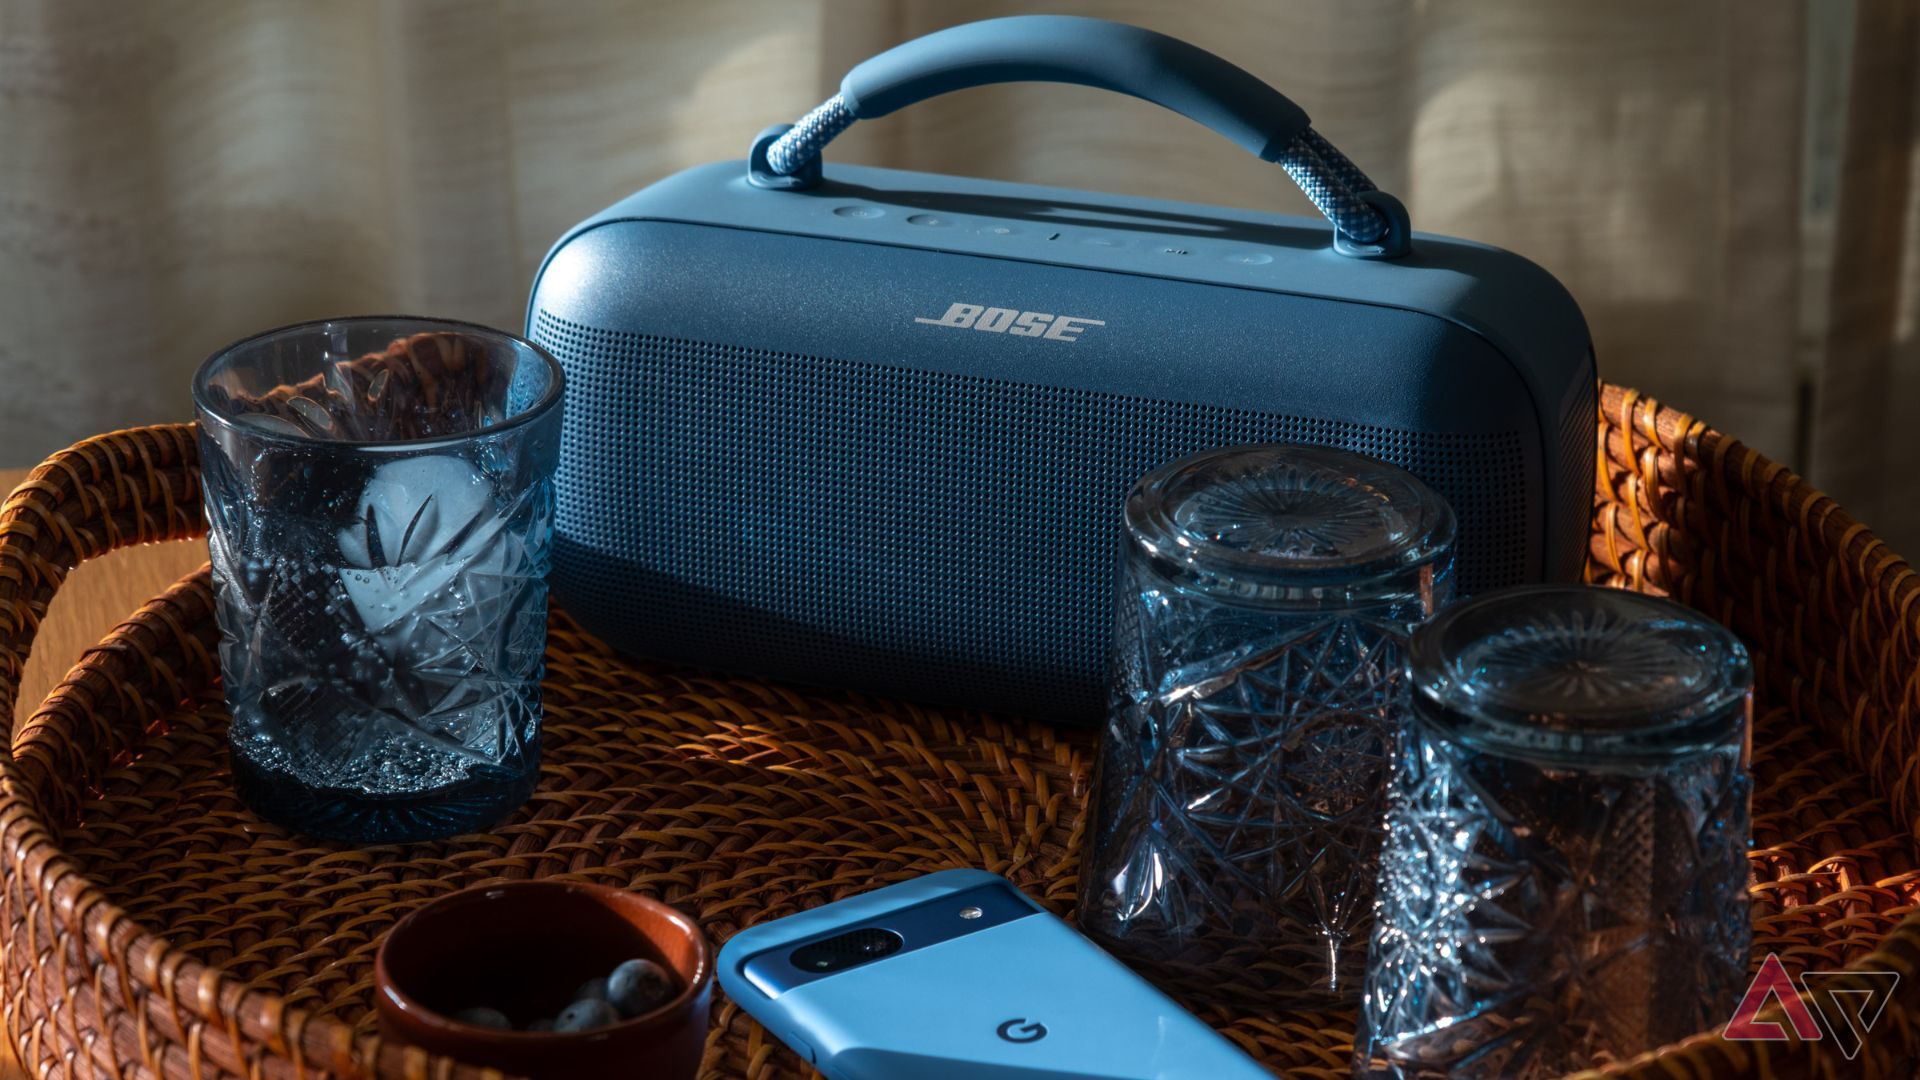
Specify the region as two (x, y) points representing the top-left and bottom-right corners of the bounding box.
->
(1, 384), (1917, 1079)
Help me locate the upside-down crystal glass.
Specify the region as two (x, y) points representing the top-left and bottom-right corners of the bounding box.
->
(194, 317), (563, 844)
(1355, 584), (1753, 1079)
(1079, 444), (1456, 1006)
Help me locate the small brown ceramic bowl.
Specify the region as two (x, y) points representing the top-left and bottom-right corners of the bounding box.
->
(375, 881), (712, 1079)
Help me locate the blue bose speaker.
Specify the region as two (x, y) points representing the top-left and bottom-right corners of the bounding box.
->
(527, 16), (1595, 722)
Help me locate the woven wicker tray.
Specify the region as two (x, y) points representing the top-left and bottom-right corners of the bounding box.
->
(1, 384), (1916, 1079)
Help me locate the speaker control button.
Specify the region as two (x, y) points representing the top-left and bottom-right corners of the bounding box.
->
(832, 205), (884, 219)
(906, 214), (951, 227)
(1229, 252), (1275, 265)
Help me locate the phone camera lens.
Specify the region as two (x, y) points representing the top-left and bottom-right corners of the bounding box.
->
(790, 927), (903, 975)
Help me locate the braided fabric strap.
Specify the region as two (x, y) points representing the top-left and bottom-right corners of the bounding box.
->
(1274, 131), (1387, 243)
(1299, 128), (1375, 195)
(766, 94), (857, 175)
(765, 95), (1391, 245)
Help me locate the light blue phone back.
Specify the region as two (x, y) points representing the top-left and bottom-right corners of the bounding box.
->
(716, 870), (1272, 1079)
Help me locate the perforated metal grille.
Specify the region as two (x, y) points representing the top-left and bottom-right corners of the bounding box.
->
(535, 312), (1530, 719)
(1556, 365), (1600, 579)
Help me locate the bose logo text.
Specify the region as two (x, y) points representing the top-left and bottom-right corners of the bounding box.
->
(914, 303), (1105, 342)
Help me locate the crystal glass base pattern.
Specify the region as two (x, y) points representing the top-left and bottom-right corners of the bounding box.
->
(195, 319), (562, 844)
(1356, 585), (1753, 1078)
(1080, 445), (1455, 1006)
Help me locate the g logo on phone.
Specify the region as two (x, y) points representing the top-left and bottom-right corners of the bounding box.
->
(996, 1018), (1048, 1043)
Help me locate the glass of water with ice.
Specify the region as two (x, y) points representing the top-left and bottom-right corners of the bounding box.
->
(193, 317), (563, 843)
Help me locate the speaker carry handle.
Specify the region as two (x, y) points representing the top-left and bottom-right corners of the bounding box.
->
(748, 14), (1410, 259)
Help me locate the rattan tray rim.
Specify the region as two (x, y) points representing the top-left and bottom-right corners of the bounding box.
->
(3, 392), (1920, 1078)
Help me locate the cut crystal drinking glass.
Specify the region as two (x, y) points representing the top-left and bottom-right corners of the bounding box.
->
(194, 317), (563, 843)
(1079, 445), (1455, 1006)
(1355, 584), (1753, 1078)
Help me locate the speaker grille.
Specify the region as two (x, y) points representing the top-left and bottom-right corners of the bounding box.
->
(1555, 368), (1600, 578)
(535, 312), (1528, 718)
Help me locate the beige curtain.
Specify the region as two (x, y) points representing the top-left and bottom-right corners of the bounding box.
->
(1812, 0), (1920, 557)
(3, 0), (1909, 550)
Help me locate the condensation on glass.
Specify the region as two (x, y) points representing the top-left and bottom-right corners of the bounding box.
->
(193, 317), (563, 844)
(1356, 584), (1753, 1078)
(1079, 444), (1456, 1006)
